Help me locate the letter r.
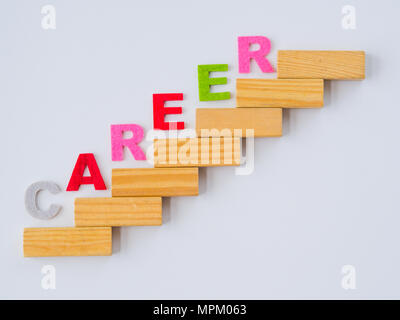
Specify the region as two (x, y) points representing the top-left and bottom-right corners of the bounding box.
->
(238, 36), (274, 73)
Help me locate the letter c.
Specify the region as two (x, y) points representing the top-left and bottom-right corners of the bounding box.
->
(25, 181), (62, 220)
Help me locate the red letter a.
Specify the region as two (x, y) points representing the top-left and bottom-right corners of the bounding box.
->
(66, 153), (106, 191)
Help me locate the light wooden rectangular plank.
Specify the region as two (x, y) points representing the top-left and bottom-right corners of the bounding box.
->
(277, 50), (365, 79)
(23, 227), (112, 257)
(154, 137), (241, 167)
(236, 78), (324, 108)
(196, 108), (282, 137)
(112, 168), (199, 197)
(75, 197), (162, 227)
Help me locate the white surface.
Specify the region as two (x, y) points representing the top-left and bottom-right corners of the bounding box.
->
(1, 0), (400, 299)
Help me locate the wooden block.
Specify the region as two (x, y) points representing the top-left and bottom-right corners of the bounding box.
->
(236, 78), (324, 108)
(23, 227), (112, 257)
(196, 108), (282, 137)
(112, 168), (199, 197)
(75, 197), (162, 227)
(154, 137), (241, 167)
(277, 50), (365, 79)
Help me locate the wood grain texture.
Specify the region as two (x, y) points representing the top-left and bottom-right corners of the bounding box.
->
(23, 227), (112, 257)
(75, 197), (162, 227)
(154, 137), (241, 167)
(112, 168), (199, 197)
(196, 108), (282, 137)
(236, 78), (324, 108)
(277, 50), (365, 79)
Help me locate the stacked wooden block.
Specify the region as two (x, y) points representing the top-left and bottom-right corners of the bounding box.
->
(23, 51), (365, 257)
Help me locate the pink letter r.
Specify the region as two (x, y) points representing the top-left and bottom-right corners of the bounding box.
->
(238, 36), (274, 73)
(111, 124), (146, 161)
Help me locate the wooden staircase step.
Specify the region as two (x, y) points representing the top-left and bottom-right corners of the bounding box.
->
(196, 108), (282, 137)
(277, 50), (365, 79)
(236, 78), (324, 108)
(154, 137), (241, 167)
(112, 168), (199, 197)
(23, 227), (112, 257)
(75, 197), (162, 227)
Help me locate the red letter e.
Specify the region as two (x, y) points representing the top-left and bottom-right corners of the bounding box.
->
(153, 93), (184, 130)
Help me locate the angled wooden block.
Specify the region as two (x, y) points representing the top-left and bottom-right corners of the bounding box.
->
(236, 78), (323, 108)
(112, 168), (199, 197)
(277, 50), (365, 79)
(196, 108), (282, 137)
(75, 197), (162, 227)
(23, 227), (112, 257)
(154, 137), (241, 167)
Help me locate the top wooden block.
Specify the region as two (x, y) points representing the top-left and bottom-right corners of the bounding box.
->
(277, 50), (365, 80)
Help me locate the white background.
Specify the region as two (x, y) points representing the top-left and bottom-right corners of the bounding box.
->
(1, 0), (400, 299)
